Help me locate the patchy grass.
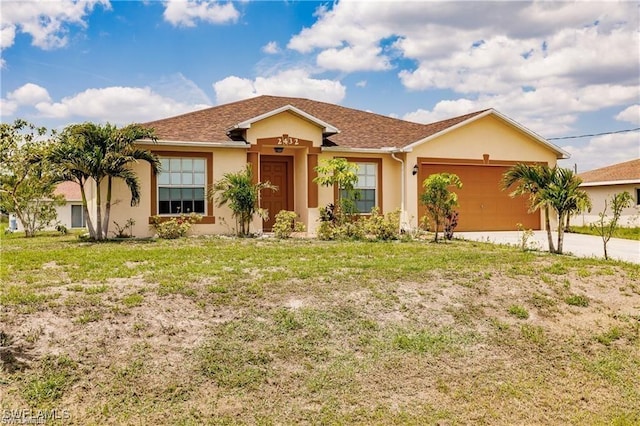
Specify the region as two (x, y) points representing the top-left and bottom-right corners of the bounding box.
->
(1, 233), (639, 424)
(569, 225), (640, 241)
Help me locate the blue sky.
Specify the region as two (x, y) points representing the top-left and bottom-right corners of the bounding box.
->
(1, 0), (639, 172)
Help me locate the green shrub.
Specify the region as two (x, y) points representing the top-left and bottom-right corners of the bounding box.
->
(273, 210), (305, 239)
(150, 213), (202, 239)
(363, 208), (400, 240)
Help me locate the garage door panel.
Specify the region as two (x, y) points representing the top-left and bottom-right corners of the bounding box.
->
(419, 163), (540, 231)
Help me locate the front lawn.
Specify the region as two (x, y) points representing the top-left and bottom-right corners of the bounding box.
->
(569, 225), (640, 241)
(1, 234), (639, 424)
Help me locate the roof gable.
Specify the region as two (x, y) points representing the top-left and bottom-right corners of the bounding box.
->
(229, 104), (339, 135)
(404, 109), (569, 159)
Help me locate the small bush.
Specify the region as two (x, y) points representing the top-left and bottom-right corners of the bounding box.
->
(508, 305), (529, 319)
(150, 213), (202, 239)
(565, 294), (589, 307)
(363, 208), (400, 241)
(55, 222), (68, 235)
(112, 218), (135, 238)
(273, 210), (305, 239)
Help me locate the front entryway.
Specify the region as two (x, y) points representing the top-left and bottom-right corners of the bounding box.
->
(260, 156), (294, 231)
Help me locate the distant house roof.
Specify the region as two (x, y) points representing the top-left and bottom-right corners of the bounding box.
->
(142, 95), (566, 157)
(54, 181), (82, 201)
(579, 158), (640, 186)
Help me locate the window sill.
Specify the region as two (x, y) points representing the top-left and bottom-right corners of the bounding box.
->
(148, 215), (215, 224)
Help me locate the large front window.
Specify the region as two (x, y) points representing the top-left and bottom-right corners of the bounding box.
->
(157, 157), (206, 215)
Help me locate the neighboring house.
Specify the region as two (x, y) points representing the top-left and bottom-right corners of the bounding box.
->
(12, 181), (86, 232)
(576, 158), (640, 227)
(95, 95), (568, 237)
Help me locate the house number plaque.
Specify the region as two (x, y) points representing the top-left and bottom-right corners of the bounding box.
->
(277, 134), (299, 146)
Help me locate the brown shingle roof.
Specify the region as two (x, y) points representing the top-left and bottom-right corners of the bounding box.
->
(54, 181), (82, 201)
(143, 95), (489, 149)
(579, 158), (640, 183)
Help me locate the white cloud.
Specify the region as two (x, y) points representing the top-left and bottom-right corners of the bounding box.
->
(0, 0), (110, 49)
(559, 132), (640, 172)
(287, 0), (639, 127)
(317, 44), (391, 72)
(0, 99), (18, 117)
(6, 83), (52, 105)
(163, 0), (239, 27)
(213, 69), (346, 105)
(28, 86), (209, 124)
(615, 105), (640, 125)
(402, 83), (639, 137)
(356, 80), (367, 88)
(262, 41), (280, 54)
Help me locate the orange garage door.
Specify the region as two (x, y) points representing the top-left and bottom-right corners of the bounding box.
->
(418, 163), (540, 231)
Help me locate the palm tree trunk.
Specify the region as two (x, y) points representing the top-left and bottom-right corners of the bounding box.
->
(79, 180), (97, 239)
(556, 212), (565, 254)
(95, 179), (103, 240)
(544, 206), (556, 253)
(103, 176), (112, 238)
(565, 212), (571, 232)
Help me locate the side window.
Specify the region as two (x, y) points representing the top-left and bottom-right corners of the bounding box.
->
(157, 157), (206, 215)
(339, 161), (379, 214)
(354, 162), (377, 213)
(71, 205), (85, 228)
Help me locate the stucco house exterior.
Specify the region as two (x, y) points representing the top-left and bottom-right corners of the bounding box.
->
(576, 158), (640, 227)
(93, 95), (569, 237)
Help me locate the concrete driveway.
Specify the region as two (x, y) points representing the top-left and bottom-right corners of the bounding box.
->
(456, 231), (640, 264)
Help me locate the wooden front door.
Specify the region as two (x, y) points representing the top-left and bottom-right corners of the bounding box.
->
(260, 156), (294, 231)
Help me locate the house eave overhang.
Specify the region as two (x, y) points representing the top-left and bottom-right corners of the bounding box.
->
(402, 109), (570, 160)
(228, 104), (340, 136)
(580, 179), (640, 187)
(322, 146), (408, 154)
(137, 139), (248, 148)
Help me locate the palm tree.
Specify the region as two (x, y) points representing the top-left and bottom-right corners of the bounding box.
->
(52, 123), (159, 240)
(502, 163), (557, 253)
(540, 167), (590, 254)
(209, 165), (277, 237)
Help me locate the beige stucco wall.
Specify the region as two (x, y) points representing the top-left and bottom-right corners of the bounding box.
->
(404, 115), (560, 229)
(103, 146), (247, 238)
(573, 184), (640, 227)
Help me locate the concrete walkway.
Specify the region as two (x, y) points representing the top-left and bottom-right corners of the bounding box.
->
(456, 231), (640, 264)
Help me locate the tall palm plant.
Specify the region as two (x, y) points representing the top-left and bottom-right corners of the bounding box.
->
(52, 123), (159, 240)
(539, 167), (590, 254)
(209, 165), (277, 237)
(502, 163), (557, 253)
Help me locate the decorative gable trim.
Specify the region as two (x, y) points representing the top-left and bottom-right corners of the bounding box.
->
(228, 104), (340, 135)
